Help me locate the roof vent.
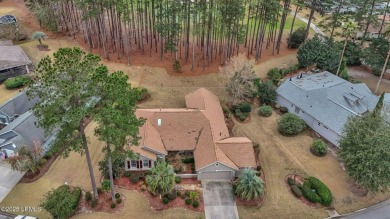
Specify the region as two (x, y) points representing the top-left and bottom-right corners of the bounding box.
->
(157, 119), (162, 126)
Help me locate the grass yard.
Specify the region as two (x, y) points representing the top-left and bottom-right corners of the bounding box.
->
(233, 110), (390, 218)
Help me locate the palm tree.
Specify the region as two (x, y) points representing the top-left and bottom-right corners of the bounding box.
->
(234, 168), (264, 200)
(336, 20), (358, 76)
(145, 160), (175, 197)
(31, 31), (48, 45)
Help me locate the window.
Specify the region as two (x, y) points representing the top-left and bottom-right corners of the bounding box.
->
(143, 160), (149, 168)
(131, 160), (136, 168)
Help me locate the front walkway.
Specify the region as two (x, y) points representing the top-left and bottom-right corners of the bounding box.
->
(202, 180), (239, 219)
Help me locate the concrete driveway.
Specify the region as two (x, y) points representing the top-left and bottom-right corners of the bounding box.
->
(201, 180), (239, 219)
(0, 160), (24, 203)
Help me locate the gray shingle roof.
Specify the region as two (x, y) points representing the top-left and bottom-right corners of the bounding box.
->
(0, 92), (38, 118)
(277, 72), (379, 134)
(0, 45), (32, 71)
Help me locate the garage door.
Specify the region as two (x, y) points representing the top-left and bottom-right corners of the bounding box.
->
(199, 171), (233, 180)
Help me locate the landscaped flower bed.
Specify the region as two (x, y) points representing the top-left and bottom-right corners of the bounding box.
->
(77, 190), (125, 214)
(114, 172), (204, 212)
(285, 174), (333, 208)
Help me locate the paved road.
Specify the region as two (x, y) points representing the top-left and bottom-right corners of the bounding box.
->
(294, 13), (326, 36)
(202, 180), (239, 219)
(0, 161), (24, 203)
(337, 199), (390, 219)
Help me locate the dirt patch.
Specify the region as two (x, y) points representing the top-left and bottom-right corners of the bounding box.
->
(347, 178), (368, 197)
(37, 44), (50, 51)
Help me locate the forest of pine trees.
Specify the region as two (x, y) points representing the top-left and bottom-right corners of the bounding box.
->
(24, 0), (390, 70)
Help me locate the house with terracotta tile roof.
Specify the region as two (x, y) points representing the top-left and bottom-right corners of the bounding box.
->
(125, 88), (257, 180)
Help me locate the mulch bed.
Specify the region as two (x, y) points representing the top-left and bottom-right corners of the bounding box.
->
(235, 168), (266, 207)
(76, 190), (125, 214)
(347, 178), (368, 197)
(37, 44), (50, 51)
(114, 176), (204, 212)
(19, 154), (59, 183)
(182, 163), (195, 174)
(285, 174), (322, 208)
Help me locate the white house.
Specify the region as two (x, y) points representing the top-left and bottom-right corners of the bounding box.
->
(276, 71), (379, 147)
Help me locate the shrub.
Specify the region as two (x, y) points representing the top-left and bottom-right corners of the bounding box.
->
(288, 27), (306, 49)
(39, 158), (47, 166)
(181, 194), (186, 199)
(267, 68), (281, 84)
(124, 171), (131, 177)
(280, 106), (288, 113)
(258, 105), (272, 117)
(185, 191), (190, 196)
(101, 179), (111, 191)
(287, 177), (295, 186)
(280, 68), (290, 76)
(307, 177), (333, 206)
(275, 104), (281, 109)
(110, 203), (116, 209)
(190, 163), (195, 173)
(167, 190), (177, 200)
(97, 187), (103, 194)
(136, 87), (149, 101)
(185, 198), (192, 205)
(278, 113), (306, 136)
(311, 139), (328, 156)
(238, 103), (252, 113)
(116, 198), (122, 204)
(291, 185), (303, 198)
(163, 197), (170, 204)
(192, 200), (199, 208)
(4, 76), (31, 89)
(131, 174), (140, 184)
(140, 184), (147, 191)
(40, 185), (82, 219)
(182, 157), (195, 164)
(234, 108), (248, 121)
(90, 198), (98, 208)
(173, 60), (181, 73)
(175, 176), (182, 184)
(301, 182), (321, 203)
(177, 191), (181, 196)
(85, 192), (92, 202)
(115, 193), (121, 199)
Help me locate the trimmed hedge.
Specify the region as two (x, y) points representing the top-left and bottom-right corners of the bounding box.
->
(291, 185), (303, 198)
(163, 197), (169, 204)
(167, 190), (177, 200)
(111, 203), (116, 208)
(115, 193), (120, 199)
(185, 198), (192, 205)
(90, 198), (98, 208)
(238, 103), (252, 113)
(287, 177), (295, 186)
(302, 177), (332, 206)
(116, 198), (122, 204)
(301, 182), (321, 203)
(4, 75), (31, 89)
(258, 105), (272, 117)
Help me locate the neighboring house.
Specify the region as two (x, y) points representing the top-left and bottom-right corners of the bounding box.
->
(356, 15), (390, 39)
(0, 92), (55, 158)
(276, 72), (379, 147)
(0, 42), (32, 81)
(126, 88), (257, 181)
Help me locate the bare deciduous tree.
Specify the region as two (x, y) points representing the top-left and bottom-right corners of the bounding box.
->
(220, 54), (257, 105)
